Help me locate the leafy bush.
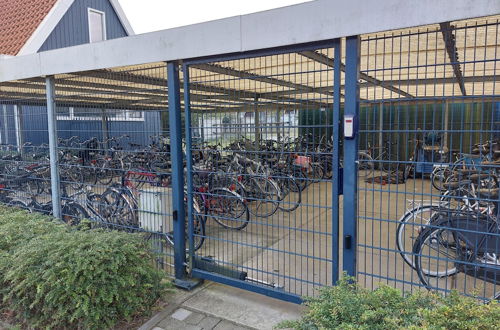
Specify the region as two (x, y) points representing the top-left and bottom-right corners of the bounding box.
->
(0, 206), (168, 329)
(278, 277), (500, 330)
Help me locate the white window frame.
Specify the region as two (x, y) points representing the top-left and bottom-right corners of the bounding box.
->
(88, 8), (107, 43)
(56, 108), (144, 122)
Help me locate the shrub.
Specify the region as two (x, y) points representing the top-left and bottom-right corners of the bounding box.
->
(278, 277), (500, 330)
(0, 206), (168, 329)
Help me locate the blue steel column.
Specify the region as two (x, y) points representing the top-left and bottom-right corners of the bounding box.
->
(331, 38), (341, 284)
(167, 62), (187, 281)
(45, 76), (62, 219)
(183, 63), (195, 269)
(343, 36), (360, 277)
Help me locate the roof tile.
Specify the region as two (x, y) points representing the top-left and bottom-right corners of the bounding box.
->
(0, 0), (59, 55)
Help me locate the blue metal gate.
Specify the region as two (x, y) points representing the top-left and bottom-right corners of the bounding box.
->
(181, 41), (343, 302)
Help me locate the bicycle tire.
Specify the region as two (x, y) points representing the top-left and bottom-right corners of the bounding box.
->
(100, 188), (138, 229)
(209, 188), (250, 230)
(357, 152), (374, 178)
(275, 174), (302, 212)
(413, 220), (465, 292)
(396, 204), (440, 269)
(62, 202), (89, 226)
(246, 176), (280, 218)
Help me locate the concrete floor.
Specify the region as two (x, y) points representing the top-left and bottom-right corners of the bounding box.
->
(190, 174), (499, 299)
(25, 172), (498, 299)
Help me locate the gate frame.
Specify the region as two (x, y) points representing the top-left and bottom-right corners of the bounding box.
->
(181, 39), (346, 303)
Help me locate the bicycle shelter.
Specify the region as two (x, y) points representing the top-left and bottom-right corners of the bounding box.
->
(0, 0), (499, 303)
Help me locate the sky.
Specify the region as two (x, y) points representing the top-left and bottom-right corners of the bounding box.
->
(118, 0), (311, 34)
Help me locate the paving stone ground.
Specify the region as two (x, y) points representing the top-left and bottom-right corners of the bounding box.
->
(152, 307), (251, 330)
(139, 282), (302, 330)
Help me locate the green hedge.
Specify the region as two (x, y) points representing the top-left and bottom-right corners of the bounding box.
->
(0, 206), (168, 329)
(278, 277), (500, 330)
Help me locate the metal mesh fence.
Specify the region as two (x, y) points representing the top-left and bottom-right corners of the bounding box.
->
(184, 45), (341, 299)
(0, 14), (499, 302)
(358, 16), (500, 300)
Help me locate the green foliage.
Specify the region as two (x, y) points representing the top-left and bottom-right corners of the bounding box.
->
(0, 206), (168, 329)
(278, 277), (500, 330)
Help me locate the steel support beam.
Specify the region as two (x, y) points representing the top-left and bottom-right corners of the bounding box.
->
(13, 104), (23, 153)
(168, 62), (201, 290)
(167, 62), (187, 282)
(191, 63), (333, 97)
(45, 76), (62, 219)
(342, 36), (360, 277)
(440, 22), (467, 96)
(331, 39), (342, 285)
(299, 50), (414, 98)
(2, 104), (8, 147)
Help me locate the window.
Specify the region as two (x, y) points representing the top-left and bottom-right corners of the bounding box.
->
(88, 9), (106, 43)
(57, 108), (144, 121)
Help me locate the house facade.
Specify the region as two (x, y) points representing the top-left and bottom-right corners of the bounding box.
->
(0, 0), (160, 149)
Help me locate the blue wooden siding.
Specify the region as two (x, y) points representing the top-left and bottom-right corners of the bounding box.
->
(39, 0), (128, 52)
(7, 106), (161, 148)
(0, 105), (18, 146)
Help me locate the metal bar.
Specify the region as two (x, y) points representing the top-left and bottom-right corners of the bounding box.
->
(343, 36), (360, 277)
(101, 108), (109, 155)
(13, 104), (23, 153)
(254, 95), (261, 142)
(300, 50), (414, 98)
(2, 104), (8, 146)
(45, 76), (62, 219)
(331, 39), (342, 284)
(191, 63), (333, 96)
(167, 62), (187, 281)
(191, 269), (302, 304)
(183, 63), (195, 273)
(440, 22), (467, 96)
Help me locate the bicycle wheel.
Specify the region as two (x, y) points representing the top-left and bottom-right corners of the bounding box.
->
(431, 167), (451, 191)
(274, 174), (302, 212)
(415, 218), (500, 300)
(247, 177), (280, 218)
(8, 199), (30, 212)
(396, 204), (440, 269)
(101, 188), (138, 229)
(413, 222), (461, 290)
(357, 152), (374, 178)
(62, 202), (89, 226)
(209, 188), (249, 230)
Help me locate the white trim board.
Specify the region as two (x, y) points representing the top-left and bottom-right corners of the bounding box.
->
(3, 0), (500, 82)
(17, 0), (74, 56)
(17, 0), (134, 56)
(109, 0), (135, 36)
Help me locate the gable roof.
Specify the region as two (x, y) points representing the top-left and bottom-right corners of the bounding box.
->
(0, 0), (134, 56)
(0, 0), (59, 55)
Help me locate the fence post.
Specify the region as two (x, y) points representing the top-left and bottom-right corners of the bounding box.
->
(14, 104), (23, 153)
(331, 38), (342, 285)
(254, 95), (261, 142)
(343, 36), (360, 277)
(168, 62), (200, 289)
(2, 105), (8, 147)
(45, 76), (62, 219)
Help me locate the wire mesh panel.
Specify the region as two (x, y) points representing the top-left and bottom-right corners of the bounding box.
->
(52, 64), (175, 276)
(0, 79), (52, 210)
(184, 44), (342, 300)
(0, 65), (176, 277)
(357, 16), (500, 300)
